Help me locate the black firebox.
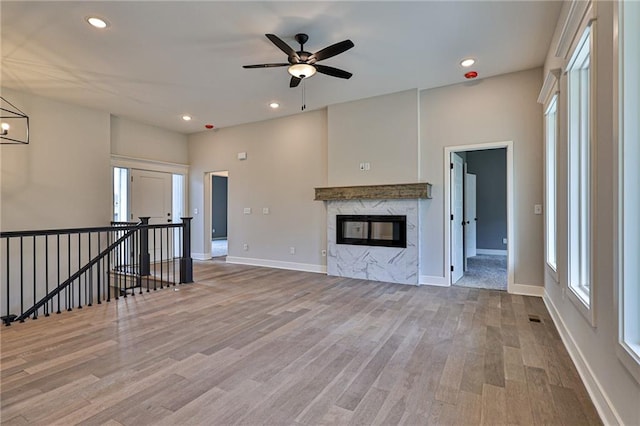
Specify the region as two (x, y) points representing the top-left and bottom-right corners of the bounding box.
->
(336, 215), (406, 248)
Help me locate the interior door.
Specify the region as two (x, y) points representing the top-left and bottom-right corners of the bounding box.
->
(465, 173), (477, 263)
(131, 169), (172, 263)
(451, 153), (464, 283)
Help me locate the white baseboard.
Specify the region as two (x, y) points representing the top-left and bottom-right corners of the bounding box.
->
(419, 275), (450, 287)
(476, 248), (508, 256)
(543, 291), (620, 425)
(226, 256), (327, 274)
(510, 283), (544, 297)
(192, 252), (211, 261)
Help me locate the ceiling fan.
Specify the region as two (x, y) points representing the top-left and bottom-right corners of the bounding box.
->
(243, 33), (354, 88)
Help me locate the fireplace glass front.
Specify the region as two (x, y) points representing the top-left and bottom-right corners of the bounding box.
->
(337, 215), (406, 248)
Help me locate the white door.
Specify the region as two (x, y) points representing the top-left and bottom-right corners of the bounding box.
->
(131, 169), (172, 263)
(451, 153), (464, 283)
(465, 173), (477, 262)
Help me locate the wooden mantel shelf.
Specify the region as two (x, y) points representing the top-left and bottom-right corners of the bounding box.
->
(314, 183), (432, 201)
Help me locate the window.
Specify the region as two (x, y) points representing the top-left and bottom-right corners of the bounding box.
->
(618, 0), (640, 377)
(545, 95), (558, 273)
(567, 25), (592, 310)
(113, 167), (128, 222)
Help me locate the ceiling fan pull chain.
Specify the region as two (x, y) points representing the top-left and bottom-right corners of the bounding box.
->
(301, 80), (306, 111)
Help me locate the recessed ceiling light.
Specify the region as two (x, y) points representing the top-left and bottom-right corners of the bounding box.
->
(460, 58), (475, 68)
(182, 115), (192, 121)
(86, 16), (109, 29)
(269, 102), (280, 109)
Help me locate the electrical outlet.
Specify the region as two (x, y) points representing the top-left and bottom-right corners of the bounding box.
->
(262, 207), (270, 215)
(243, 243), (248, 251)
(243, 207), (251, 215)
(534, 204), (543, 215)
(364, 162), (371, 170)
(289, 247), (296, 255)
(502, 238), (508, 245)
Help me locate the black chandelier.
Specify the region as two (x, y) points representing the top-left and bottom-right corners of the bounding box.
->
(1, 96), (29, 145)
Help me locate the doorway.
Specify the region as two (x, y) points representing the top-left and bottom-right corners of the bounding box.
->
(445, 143), (513, 292)
(112, 165), (187, 261)
(210, 171), (229, 258)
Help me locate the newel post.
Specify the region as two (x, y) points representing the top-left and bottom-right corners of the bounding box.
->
(139, 217), (151, 276)
(180, 217), (193, 283)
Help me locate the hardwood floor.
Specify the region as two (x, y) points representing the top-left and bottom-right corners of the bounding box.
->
(0, 260), (601, 425)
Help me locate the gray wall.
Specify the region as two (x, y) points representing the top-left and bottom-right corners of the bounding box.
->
(188, 109), (328, 268)
(211, 175), (228, 239)
(466, 148), (507, 250)
(420, 67), (544, 287)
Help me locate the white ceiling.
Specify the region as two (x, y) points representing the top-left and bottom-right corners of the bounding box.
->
(1, 1), (562, 134)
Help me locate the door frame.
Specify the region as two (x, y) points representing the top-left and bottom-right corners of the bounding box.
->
(110, 155), (189, 223)
(203, 170), (229, 259)
(443, 141), (514, 293)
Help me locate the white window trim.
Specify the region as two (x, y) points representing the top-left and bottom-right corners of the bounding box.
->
(614, 0), (640, 384)
(564, 5), (596, 327)
(544, 91), (559, 281)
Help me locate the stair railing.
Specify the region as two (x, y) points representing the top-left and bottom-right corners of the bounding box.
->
(0, 217), (193, 326)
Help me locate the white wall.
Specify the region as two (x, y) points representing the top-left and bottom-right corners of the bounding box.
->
(187, 109), (328, 270)
(1, 88), (111, 230)
(542, 1), (640, 424)
(111, 115), (188, 164)
(328, 89), (420, 185)
(419, 68), (544, 288)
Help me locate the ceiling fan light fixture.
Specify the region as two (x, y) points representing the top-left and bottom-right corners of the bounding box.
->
(288, 63), (316, 79)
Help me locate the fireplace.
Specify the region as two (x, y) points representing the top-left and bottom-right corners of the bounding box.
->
(336, 215), (406, 248)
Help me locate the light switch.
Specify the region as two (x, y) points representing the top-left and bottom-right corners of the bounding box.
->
(534, 204), (542, 215)
(243, 207), (251, 215)
(237, 152), (247, 160)
(263, 207), (270, 215)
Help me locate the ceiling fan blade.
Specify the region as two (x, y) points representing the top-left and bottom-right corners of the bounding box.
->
(265, 34), (299, 60)
(243, 63), (290, 69)
(310, 39), (354, 62)
(290, 76), (302, 88)
(314, 64), (353, 79)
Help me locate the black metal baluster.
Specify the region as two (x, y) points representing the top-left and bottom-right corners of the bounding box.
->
(45, 235), (49, 317)
(178, 224), (183, 285)
(107, 231), (111, 302)
(20, 237), (24, 321)
(97, 232), (101, 304)
(88, 232), (92, 307)
(32, 236), (37, 319)
(160, 228), (164, 288)
(57, 235), (61, 314)
(136, 228), (142, 295)
(153, 229), (157, 290)
(67, 234), (72, 311)
(172, 227), (176, 285)
(77, 233), (82, 309)
(5, 238), (10, 325)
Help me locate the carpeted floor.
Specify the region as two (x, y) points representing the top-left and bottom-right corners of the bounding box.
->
(454, 254), (507, 291)
(211, 239), (228, 258)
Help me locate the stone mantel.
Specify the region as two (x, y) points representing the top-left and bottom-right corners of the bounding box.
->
(314, 182), (432, 201)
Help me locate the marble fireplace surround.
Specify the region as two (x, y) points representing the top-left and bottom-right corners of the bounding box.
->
(315, 183), (431, 285)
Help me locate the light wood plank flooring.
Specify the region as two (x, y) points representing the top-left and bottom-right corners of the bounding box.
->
(0, 260), (601, 425)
